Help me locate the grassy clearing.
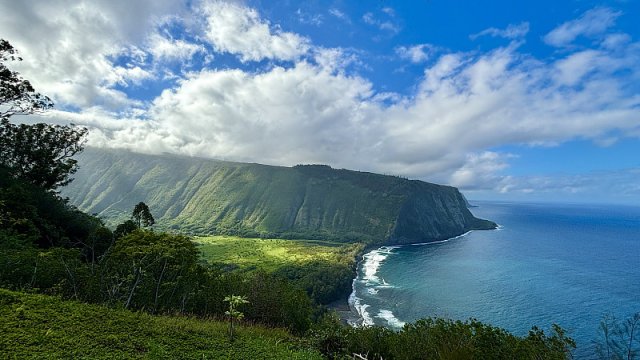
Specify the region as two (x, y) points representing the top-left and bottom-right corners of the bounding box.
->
(194, 235), (361, 272)
(0, 289), (322, 359)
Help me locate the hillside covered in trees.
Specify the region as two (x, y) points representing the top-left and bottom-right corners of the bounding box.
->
(63, 147), (496, 244)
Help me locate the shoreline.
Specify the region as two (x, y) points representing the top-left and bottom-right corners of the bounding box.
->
(335, 228), (500, 327)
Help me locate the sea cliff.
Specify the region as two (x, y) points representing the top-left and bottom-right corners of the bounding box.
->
(63, 148), (496, 244)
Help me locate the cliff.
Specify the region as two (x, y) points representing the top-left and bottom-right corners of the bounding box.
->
(62, 148), (496, 244)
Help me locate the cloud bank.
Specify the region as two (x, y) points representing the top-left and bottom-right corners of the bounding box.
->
(1, 1), (639, 200)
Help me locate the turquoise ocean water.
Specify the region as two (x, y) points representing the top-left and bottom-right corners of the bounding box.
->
(349, 201), (640, 358)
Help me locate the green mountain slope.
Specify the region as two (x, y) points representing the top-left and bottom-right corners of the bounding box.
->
(63, 148), (495, 244)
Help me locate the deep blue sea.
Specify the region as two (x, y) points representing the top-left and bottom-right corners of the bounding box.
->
(348, 201), (640, 358)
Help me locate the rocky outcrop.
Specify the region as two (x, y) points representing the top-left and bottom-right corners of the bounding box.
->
(389, 181), (496, 244)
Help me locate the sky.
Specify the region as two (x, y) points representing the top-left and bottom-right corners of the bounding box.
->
(1, 0), (639, 204)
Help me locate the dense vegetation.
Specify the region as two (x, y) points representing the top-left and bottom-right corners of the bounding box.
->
(0, 161), (580, 358)
(196, 236), (363, 305)
(62, 147), (495, 244)
(0, 170), (580, 358)
(0, 199), (316, 333)
(0, 289), (322, 359)
(311, 314), (576, 360)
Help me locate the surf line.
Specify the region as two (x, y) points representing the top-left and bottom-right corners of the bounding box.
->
(348, 229), (492, 328)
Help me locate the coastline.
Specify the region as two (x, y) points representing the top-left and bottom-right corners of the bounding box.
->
(337, 227), (501, 327)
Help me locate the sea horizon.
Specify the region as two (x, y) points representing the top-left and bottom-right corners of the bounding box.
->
(348, 200), (640, 359)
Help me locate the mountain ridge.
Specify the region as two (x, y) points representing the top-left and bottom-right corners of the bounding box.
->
(62, 147), (496, 244)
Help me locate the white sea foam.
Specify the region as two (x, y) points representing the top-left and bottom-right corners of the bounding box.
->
(349, 246), (401, 327)
(376, 309), (406, 328)
(377, 278), (394, 288)
(409, 230), (473, 247)
(352, 295), (374, 326)
(362, 251), (387, 284)
(349, 232), (488, 328)
(361, 246), (398, 284)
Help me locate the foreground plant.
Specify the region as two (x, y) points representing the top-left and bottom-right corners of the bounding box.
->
(224, 294), (249, 342)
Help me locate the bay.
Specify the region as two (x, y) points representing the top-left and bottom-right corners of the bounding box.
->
(349, 201), (640, 358)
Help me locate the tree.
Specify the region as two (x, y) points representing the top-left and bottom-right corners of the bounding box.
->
(596, 312), (640, 360)
(1, 39), (53, 120)
(114, 220), (138, 240)
(0, 120), (88, 190)
(224, 295), (249, 341)
(102, 230), (200, 311)
(0, 39), (87, 190)
(132, 202), (154, 228)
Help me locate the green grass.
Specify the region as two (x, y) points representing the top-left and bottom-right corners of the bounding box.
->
(194, 235), (360, 272)
(0, 289), (322, 359)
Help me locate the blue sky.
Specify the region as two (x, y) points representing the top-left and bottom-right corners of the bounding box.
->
(1, 0), (639, 204)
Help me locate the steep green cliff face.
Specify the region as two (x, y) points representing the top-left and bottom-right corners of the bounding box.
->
(63, 148), (495, 244)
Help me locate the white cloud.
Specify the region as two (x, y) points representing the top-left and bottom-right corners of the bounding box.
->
(106, 66), (154, 87)
(201, 1), (310, 62)
(296, 8), (323, 26)
(601, 33), (631, 50)
(71, 36), (639, 189)
(329, 8), (350, 23)
(450, 152), (512, 189)
(544, 7), (621, 47)
(362, 12), (401, 35)
(467, 168), (640, 205)
(470, 22), (530, 40)
(381, 7), (396, 17)
(147, 32), (205, 62)
(0, 0), (182, 109)
(2, 2), (639, 198)
(396, 44), (435, 63)
(147, 62), (376, 165)
(313, 47), (361, 72)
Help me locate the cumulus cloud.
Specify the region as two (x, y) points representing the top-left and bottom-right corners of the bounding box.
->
(1, 1), (639, 197)
(201, 1), (310, 62)
(544, 7), (621, 47)
(450, 152), (513, 189)
(395, 44), (436, 63)
(147, 32), (205, 62)
(0, 0), (183, 109)
(123, 62), (376, 165)
(72, 36), (639, 188)
(470, 22), (530, 40)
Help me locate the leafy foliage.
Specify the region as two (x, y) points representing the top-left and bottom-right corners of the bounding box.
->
(113, 219), (137, 240)
(0, 165), (111, 249)
(101, 230), (200, 311)
(311, 314), (576, 359)
(0, 39), (87, 191)
(224, 294), (249, 341)
(0, 289), (322, 359)
(132, 201), (154, 228)
(0, 39), (53, 120)
(0, 225), (317, 332)
(0, 119), (88, 190)
(196, 236), (363, 305)
(596, 312), (640, 359)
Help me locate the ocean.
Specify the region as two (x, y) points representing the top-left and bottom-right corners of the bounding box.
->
(348, 201), (640, 358)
